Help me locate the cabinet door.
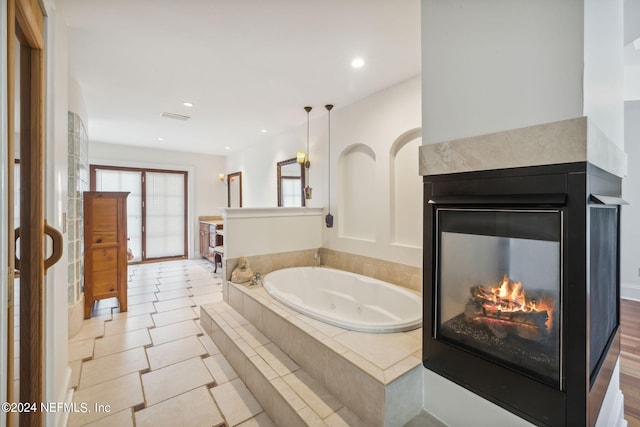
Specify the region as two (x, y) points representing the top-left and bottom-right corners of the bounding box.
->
(84, 192), (129, 318)
(91, 247), (119, 296)
(199, 223), (210, 258)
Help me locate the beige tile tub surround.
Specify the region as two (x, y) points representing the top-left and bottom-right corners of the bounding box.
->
(319, 248), (422, 292)
(201, 301), (372, 427)
(224, 248), (422, 294)
(418, 116), (628, 178)
(204, 280), (424, 426)
(225, 249), (319, 281)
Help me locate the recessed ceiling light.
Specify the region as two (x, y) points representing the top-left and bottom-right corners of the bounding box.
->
(158, 137), (165, 142)
(183, 102), (194, 107)
(351, 57), (365, 68)
(225, 146), (231, 150)
(260, 129), (268, 133)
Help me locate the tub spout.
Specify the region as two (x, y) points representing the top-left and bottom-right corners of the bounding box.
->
(251, 272), (262, 287)
(314, 250), (321, 266)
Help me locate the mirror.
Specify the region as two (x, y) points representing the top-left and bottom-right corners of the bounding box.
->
(227, 171), (242, 207)
(277, 158), (305, 207)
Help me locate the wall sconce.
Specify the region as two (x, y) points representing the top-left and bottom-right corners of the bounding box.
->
(296, 151), (306, 164)
(218, 173), (225, 183)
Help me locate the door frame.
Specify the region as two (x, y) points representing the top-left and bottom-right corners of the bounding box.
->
(90, 164), (190, 262)
(1, 0), (10, 416)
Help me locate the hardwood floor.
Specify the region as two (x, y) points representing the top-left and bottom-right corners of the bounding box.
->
(621, 298), (640, 426)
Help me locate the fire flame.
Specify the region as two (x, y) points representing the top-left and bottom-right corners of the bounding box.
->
(483, 275), (554, 330)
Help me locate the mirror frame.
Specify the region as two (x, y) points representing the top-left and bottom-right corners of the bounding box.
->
(227, 171), (242, 207)
(277, 158), (305, 207)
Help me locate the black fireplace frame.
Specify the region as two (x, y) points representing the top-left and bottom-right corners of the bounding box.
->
(422, 162), (622, 427)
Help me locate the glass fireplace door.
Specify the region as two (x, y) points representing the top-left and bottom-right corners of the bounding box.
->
(436, 208), (562, 389)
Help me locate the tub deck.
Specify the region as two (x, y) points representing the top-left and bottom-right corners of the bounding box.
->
(200, 281), (423, 426)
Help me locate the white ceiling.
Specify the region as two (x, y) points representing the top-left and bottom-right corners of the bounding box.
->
(58, 0), (421, 156)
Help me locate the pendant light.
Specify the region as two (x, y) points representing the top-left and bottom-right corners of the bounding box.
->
(304, 106), (312, 199)
(325, 104), (334, 228)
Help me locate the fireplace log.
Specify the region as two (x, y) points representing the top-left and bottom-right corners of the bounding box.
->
(465, 285), (550, 341)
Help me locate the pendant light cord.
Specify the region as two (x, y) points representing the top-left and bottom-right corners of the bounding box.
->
(325, 104), (333, 212)
(305, 106), (312, 187)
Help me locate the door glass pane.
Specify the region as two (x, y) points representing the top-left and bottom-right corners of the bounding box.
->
(145, 172), (185, 258)
(95, 169), (142, 262)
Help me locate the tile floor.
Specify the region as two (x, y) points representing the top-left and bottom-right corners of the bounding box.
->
(67, 259), (276, 427)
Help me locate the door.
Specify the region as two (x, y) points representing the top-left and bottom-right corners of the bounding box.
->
(92, 166), (188, 261)
(6, 1), (63, 426)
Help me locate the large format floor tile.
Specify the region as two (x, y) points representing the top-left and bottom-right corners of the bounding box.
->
(69, 372), (144, 426)
(210, 378), (264, 426)
(68, 259), (272, 426)
(135, 386), (224, 427)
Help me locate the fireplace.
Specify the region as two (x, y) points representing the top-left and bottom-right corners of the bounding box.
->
(423, 162), (623, 426)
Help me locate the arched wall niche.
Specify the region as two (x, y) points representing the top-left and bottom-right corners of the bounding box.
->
(389, 128), (422, 247)
(338, 143), (377, 241)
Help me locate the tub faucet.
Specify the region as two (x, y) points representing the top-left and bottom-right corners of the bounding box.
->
(314, 250), (321, 266)
(251, 272), (261, 287)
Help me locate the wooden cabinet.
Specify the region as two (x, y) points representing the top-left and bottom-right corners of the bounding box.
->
(199, 221), (223, 264)
(199, 222), (210, 259)
(84, 191), (129, 319)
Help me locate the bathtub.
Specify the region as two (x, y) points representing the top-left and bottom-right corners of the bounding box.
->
(263, 267), (422, 333)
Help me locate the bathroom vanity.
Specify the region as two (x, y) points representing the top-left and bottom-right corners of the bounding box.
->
(199, 217), (223, 265)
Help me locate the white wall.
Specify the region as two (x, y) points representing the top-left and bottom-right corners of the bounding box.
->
(226, 76), (423, 267)
(89, 142), (227, 259)
(584, 0), (625, 147)
(621, 101), (640, 300)
(422, 0), (585, 145)
(222, 208), (323, 259)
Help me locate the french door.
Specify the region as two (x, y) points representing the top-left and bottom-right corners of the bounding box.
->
(91, 165), (188, 262)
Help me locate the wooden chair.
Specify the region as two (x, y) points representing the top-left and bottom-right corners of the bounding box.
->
(212, 229), (224, 273)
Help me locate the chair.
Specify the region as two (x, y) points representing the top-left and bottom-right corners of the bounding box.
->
(212, 229), (224, 273)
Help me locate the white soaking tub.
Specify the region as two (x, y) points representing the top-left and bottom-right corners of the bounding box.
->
(263, 267), (422, 333)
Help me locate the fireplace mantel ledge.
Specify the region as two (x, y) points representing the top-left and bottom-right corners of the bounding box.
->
(419, 117), (628, 178)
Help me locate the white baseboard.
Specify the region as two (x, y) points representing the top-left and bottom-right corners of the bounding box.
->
(621, 283), (640, 301)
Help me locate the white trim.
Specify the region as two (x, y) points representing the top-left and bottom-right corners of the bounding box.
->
(56, 367), (73, 427)
(43, 8), (63, 427)
(221, 207), (324, 219)
(0, 0), (9, 415)
(621, 283), (640, 301)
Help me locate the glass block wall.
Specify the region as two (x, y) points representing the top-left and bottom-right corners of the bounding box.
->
(67, 111), (89, 305)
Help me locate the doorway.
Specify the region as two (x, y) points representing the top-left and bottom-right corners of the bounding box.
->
(91, 165), (189, 262)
